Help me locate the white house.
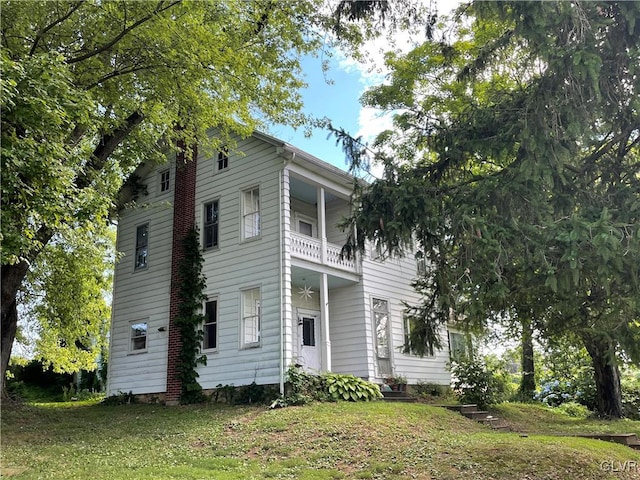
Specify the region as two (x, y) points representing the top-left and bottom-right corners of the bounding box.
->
(107, 131), (454, 403)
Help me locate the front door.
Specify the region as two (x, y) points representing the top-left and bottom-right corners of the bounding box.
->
(298, 310), (321, 371)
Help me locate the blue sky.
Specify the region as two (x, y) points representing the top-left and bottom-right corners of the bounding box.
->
(267, 53), (362, 172)
(267, 0), (461, 173)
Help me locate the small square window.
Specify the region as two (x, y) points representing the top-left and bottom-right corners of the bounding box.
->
(130, 321), (148, 352)
(135, 223), (149, 270)
(217, 150), (229, 171)
(203, 300), (218, 350)
(159, 169), (170, 193)
(299, 220), (313, 237)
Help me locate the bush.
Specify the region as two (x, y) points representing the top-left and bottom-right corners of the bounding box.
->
(621, 368), (640, 420)
(272, 365), (382, 407)
(555, 401), (591, 418)
(535, 377), (596, 409)
(449, 354), (512, 409)
(413, 381), (456, 402)
(324, 373), (383, 402)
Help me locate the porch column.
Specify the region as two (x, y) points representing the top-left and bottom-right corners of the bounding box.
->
(317, 187), (327, 264)
(320, 272), (331, 371)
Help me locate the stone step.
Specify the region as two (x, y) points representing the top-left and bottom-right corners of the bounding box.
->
(571, 433), (640, 446)
(462, 410), (491, 421)
(381, 391), (416, 402)
(440, 404), (479, 414)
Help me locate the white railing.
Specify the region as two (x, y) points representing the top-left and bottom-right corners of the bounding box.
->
(290, 232), (358, 273)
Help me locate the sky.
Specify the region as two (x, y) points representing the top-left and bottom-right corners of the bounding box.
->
(267, 0), (462, 173)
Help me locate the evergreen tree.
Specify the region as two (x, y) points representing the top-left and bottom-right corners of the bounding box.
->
(337, 1), (640, 417)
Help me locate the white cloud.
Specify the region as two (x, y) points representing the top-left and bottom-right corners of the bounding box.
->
(338, 0), (462, 154)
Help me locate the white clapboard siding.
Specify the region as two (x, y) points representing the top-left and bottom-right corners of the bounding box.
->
(360, 248), (452, 385)
(107, 162), (175, 396)
(194, 135), (283, 388)
(328, 283), (371, 378)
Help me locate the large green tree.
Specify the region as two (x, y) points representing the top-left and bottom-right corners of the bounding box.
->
(339, 1), (640, 417)
(0, 0), (366, 396)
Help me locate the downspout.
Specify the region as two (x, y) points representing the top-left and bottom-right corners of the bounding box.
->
(278, 148), (295, 395)
(278, 169), (284, 395)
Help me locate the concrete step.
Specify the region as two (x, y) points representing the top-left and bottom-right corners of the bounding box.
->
(440, 404), (479, 414)
(572, 433), (640, 446)
(381, 391), (416, 402)
(462, 410), (491, 421)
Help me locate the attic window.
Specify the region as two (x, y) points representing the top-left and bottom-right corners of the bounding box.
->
(159, 169), (170, 193)
(217, 149), (229, 171)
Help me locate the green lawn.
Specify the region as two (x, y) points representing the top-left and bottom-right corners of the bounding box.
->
(2, 400), (639, 479)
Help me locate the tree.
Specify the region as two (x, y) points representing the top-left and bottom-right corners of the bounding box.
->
(1, 0), (365, 396)
(20, 224), (114, 375)
(337, 1), (640, 417)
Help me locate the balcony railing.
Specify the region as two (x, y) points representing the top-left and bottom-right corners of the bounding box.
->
(290, 232), (358, 273)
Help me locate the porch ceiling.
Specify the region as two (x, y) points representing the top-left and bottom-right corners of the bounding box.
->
(291, 267), (356, 290)
(290, 176), (339, 204)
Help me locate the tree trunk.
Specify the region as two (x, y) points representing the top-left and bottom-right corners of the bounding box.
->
(518, 318), (536, 400)
(1, 261), (29, 398)
(582, 334), (624, 418)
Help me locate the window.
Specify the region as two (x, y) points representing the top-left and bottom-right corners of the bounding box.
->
(373, 298), (390, 359)
(217, 149), (229, 171)
(242, 187), (260, 239)
(130, 321), (148, 352)
(403, 315), (433, 356)
(302, 317), (315, 346)
(416, 254), (427, 276)
(449, 331), (468, 360)
(159, 169), (170, 193)
(203, 300), (218, 350)
(135, 223), (149, 270)
(241, 288), (261, 347)
(203, 200), (219, 250)
(299, 220), (313, 237)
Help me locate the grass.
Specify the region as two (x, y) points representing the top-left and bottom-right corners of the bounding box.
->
(2, 399), (640, 480)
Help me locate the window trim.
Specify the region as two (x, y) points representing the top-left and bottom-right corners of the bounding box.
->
(448, 330), (469, 360)
(403, 315), (434, 357)
(202, 298), (218, 352)
(134, 222), (149, 271)
(203, 199), (220, 251)
(129, 319), (148, 354)
(241, 186), (261, 241)
(240, 287), (261, 349)
(158, 168), (171, 195)
(216, 148), (229, 172)
(372, 297), (391, 359)
(293, 212), (317, 238)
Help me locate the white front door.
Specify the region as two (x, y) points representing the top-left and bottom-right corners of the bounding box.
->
(298, 310), (321, 372)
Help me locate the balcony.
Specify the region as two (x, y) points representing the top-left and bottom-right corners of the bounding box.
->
(290, 232), (358, 274)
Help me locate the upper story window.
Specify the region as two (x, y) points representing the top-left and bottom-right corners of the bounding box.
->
(130, 321), (148, 353)
(217, 149), (229, 171)
(203, 200), (219, 250)
(135, 223), (149, 270)
(159, 169), (170, 193)
(241, 287), (261, 348)
(203, 299), (218, 351)
(294, 213), (317, 237)
(242, 187), (260, 240)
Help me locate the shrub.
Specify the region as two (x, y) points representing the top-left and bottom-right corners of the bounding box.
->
(449, 354), (512, 409)
(621, 368), (640, 420)
(324, 373), (383, 402)
(272, 365), (382, 407)
(555, 401), (591, 418)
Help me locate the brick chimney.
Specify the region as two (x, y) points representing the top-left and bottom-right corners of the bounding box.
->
(166, 141), (197, 405)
